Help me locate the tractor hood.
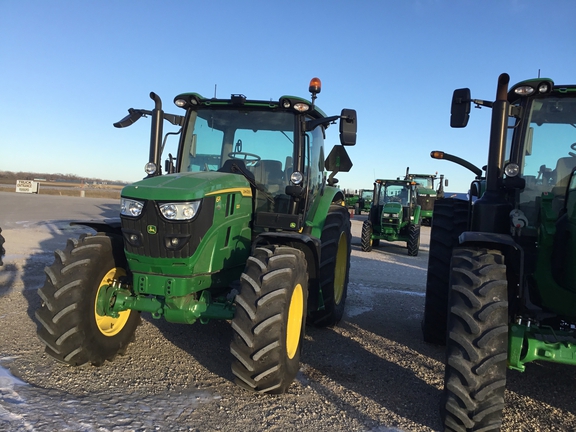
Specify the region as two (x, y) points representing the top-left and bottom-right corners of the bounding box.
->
(121, 171), (252, 201)
(383, 202), (402, 215)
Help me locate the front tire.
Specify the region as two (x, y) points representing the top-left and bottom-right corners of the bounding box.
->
(407, 223), (420, 256)
(309, 204), (351, 327)
(35, 233), (140, 366)
(442, 247), (508, 432)
(230, 245), (308, 394)
(361, 220), (373, 252)
(422, 198), (468, 344)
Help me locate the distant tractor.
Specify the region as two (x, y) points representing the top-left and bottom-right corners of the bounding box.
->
(354, 188), (373, 215)
(422, 73), (576, 431)
(35, 78), (357, 394)
(344, 189), (359, 209)
(361, 179), (421, 256)
(404, 167), (446, 225)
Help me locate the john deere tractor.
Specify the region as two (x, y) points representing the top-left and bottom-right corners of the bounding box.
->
(360, 179), (421, 256)
(421, 73), (576, 431)
(35, 78), (357, 394)
(404, 167), (446, 225)
(354, 188), (373, 215)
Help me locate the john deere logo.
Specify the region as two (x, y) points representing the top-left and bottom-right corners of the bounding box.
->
(147, 225), (157, 235)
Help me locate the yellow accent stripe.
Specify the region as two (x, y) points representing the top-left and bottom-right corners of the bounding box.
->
(205, 187), (252, 197)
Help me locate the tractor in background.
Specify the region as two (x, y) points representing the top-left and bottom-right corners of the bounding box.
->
(354, 188), (373, 215)
(35, 78), (357, 395)
(360, 179), (421, 256)
(403, 167), (446, 225)
(422, 73), (576, 431)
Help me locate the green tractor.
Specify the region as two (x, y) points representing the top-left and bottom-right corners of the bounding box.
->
(35, 78), (357, 394)
(353, 188), (373, 215)
(343, 189), (359, 210)
(404, 167), (446, 225)
(422, 73), (576, 430)
(360, 179), (421, 256)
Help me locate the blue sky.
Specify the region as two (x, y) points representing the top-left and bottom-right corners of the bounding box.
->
(1, 0), (575, 193)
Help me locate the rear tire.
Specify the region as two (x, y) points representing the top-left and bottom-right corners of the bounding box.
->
(361, 220), (373, 252)
(230, 245), (308, 394)
(442, 247), (508, 432)
(407, 223), (420, 256)
(309, 204), (351, 327)
(422, 198), (468, 344)
(35, 233), (140, 366)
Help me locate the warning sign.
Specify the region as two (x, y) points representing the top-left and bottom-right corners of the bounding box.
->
(15, 180), (39, 194)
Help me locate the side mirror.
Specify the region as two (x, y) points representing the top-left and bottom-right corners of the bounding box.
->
(339, 109), (357, 146)
(450, 88), (471, 128)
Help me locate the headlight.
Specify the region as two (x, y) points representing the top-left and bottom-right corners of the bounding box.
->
(383, 213), (390, 217)
(121, 198), (144, 217)
(145, 162), (157, 175)
(159, 201), (200, 220)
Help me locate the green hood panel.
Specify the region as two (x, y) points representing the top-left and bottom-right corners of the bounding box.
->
(383, 202), (402, 214)
(121, 171), (251, 201)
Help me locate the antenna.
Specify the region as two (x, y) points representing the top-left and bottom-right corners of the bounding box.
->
(538, 69), (541, 78)
(214, 84), (217, 98)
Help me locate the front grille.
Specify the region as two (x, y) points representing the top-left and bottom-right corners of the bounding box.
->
(121, 197), (214, 259)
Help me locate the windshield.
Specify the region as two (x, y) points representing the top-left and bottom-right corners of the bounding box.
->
(379, 184), (410, 206)
(517, 94), (576, 223)
(179, 109), (296, 195)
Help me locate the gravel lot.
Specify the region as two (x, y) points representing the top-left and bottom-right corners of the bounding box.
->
(0, 192), (575, 431)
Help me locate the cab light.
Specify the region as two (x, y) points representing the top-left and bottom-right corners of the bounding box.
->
(121, 198), (144, 217)
(504, 163), (520, 177)
(514, 86), (535, 96)
(290, 171), (303, 185)
(174, 99), (187, 107)
(293, 103), (310, 112)
(538, 83), (550, 94)
(159, 201), (201, 220)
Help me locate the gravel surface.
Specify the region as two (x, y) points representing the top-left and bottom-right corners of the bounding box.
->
(0, 192), (575, 431)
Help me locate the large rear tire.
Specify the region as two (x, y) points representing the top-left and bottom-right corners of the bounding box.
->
(309, 204), (351, 327)
(230, 245), (308, 394)
(422, 198), (468, 344)
(442, 247), (508, 432)
(35, 233), (140, 366)
(361, 220), (373, 252)
(407, 223), (420, 256)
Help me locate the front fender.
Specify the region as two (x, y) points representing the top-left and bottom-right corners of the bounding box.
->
(305, 186), (346, 239)
(70, 218), (123, 236)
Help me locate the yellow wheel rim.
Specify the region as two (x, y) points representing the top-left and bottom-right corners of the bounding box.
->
(334, 232), (348, 305)
(286, 283), (304, 359)
(95, 267), (131, 337)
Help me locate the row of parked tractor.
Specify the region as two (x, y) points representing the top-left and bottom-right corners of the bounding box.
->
(344, 168), (447, 256)
(28, 74), (576, 432)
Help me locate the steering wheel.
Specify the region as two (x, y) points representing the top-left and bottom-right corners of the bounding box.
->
(569, 142), (576, 157)
(228, 152), (261, 167)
